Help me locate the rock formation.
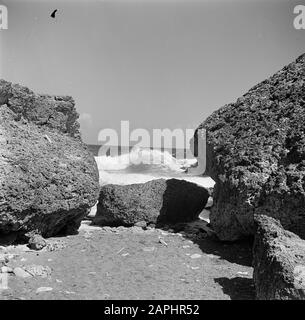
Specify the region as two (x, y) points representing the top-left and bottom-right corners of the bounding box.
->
(0, 80), (99, 239)
(253, 215), (305, 300)
(192, 53), (305, 241)
(94, 178), (209, 226)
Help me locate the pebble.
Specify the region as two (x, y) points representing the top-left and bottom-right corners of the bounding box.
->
(36, 287), (53, 293)
(134, 221), (147, 229)
(46, 240), (66, 252)
(158, 237), (168, 246)
(28, 234), (47, 251)
(160, 231), (168, 236)
(205, 197), (214, 208)
(84, 233), (92, 239)
(1, 266), (13, 273)
(130, 226), (145, 234)
(191, 266), (200, 270)
(13, 267), (32, 278)
(101, 226), (114, 233)
(24, 265), (52, 278)
(190, 254), (202, 259)
(122, 253), (130, 257)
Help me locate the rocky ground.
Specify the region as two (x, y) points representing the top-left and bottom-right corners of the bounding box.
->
(0, 216), (254, 300)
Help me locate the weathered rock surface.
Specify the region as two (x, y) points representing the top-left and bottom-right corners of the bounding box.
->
(253, 215), (305, 300)
(94, 178), (209, 226)
(0, 80), (99, 238)
(28, 234), (46, 251)
(192, 53), (305, 240)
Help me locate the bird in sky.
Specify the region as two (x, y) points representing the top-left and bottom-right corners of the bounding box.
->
(51, 9), (58, 18)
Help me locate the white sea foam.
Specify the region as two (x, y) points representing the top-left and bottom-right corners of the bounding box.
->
(94, 148), (214, 189)
(95, 147), (197, 173)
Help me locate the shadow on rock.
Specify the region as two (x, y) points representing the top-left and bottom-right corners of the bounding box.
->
(214, 277), (255, 300)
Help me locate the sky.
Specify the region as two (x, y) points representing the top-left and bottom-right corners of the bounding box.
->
(1, 0), (305, 144)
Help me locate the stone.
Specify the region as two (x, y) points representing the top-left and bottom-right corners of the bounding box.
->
(24, 265), (52, 278)
(13, 267), (32, 278)
(205, 197), (213, 209)
(130, 226), (145, 234)
(199, 209), (210, 223)
(134, 221), (147, 229)
(253, 215), (305, 300)
(0, 80), (99, 238)
(192, 53), (305, 241)
(158, 237), (168, 246)
(27, 234), (46, 251)
(1, 266), (13, 273)
(36, 287), (53, 293)
(94, 178), (209, 226)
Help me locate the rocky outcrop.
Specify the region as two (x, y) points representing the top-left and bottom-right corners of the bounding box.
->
(192, 53), (305, 241)
(94, 178), (209, 226)
(0, 80), (99, 239)
(253, 215), (305, 300)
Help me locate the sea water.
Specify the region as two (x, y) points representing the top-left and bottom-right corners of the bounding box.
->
(88, 145), (215, 188)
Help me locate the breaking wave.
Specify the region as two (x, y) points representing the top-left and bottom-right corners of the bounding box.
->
(94, 147), (197, 175)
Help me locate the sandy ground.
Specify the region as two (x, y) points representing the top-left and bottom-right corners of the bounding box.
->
(0, 218), (254, 300)
(0, 173), (254, 300)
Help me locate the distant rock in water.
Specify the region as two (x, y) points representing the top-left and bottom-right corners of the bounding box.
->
(0, 79), (99, 239)
(192, 53), (305, 241)
(94, 179), (209, 226)
(253, 215), (305, 300)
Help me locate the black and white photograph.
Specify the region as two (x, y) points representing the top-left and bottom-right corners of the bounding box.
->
(1, 0), (305, 304)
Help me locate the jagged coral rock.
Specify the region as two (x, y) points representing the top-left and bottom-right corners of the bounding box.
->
(0, 80), (99, 238)
(193, 53), (305, 240)
(253, 215), (305, 300)
(94, 178), (209, 226)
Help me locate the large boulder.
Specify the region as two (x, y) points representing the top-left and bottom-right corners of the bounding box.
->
(0, 80), (99, 238)
(253, 215), (305, 300)
(192, 53), (305, 241)
(94, 178), (209, 226)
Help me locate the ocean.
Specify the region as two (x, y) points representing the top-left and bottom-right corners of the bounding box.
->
(87, 144), (215, 189)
